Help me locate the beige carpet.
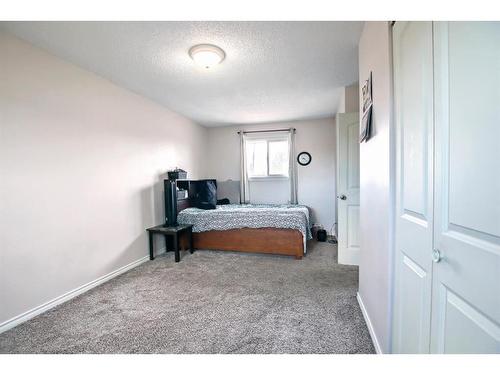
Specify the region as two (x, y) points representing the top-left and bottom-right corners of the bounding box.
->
(0, 241), (374, 353)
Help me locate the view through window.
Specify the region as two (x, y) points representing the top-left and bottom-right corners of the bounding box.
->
(245, 137), (290, 178)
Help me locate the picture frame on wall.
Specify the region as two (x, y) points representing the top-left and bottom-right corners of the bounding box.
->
(360, 71), (373, 142)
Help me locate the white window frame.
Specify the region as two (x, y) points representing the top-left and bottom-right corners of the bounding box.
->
(245, 135), (290, 180)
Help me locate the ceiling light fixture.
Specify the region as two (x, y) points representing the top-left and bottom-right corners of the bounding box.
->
(189, 44), (225, 69)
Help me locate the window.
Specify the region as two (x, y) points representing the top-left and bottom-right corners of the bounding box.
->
(245, 137), (290, 178)
(240, 129), (297, 204)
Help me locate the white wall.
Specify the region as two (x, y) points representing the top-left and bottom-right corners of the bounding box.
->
(344, 83), (360, 113)
(357, 22), (394, 353)
(206, 117), (336, 232)
(0, 32), (208, 326)
(337, 82), (359, 114)
(248, 179), (290, 204)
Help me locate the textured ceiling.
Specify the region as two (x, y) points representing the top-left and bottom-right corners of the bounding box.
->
(1, 21), (363, 126)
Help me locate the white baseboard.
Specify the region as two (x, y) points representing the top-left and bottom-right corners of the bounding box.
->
(0, 249), (164, 334)
(357, 292), (383, 354)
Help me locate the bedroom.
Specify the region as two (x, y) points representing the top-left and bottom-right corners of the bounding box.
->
(1, 0), (499, 372)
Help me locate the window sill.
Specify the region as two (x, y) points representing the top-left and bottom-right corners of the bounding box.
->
(248, 176), (290, 182)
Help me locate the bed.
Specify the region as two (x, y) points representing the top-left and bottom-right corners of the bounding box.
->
(177, 203), (311, 259)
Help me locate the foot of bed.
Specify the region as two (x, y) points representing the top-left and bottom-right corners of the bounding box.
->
(295, 255), (303, 260)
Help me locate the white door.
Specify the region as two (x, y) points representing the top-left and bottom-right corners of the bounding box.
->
(336, 112), (360, 265)
(392, 21), (435, 353)
(430, 22), (500, 354)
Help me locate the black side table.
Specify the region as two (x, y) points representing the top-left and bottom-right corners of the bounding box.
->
(146, 224), (193, 263)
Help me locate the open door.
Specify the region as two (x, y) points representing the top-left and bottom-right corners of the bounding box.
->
(336, 112), (360, 265)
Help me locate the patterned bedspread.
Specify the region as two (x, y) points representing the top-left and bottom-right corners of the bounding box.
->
(177, 204), (311, 251)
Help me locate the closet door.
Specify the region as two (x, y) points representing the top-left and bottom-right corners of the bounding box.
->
(431, 22), (500, 353)
(392, 21), (435, 353)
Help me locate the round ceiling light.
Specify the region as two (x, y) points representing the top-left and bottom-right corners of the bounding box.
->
(189, 44), (225, 69)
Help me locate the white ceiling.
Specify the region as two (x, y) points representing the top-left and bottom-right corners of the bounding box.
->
(1, 21), (363, 127)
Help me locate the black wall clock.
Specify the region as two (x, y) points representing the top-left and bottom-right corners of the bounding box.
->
(297, 151), (312, 166)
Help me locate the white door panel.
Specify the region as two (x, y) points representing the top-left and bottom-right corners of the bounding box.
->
(436, 286), (500, 353)
(337, 112), (360, 265)
(400, 24), (432, 218)
(392, 21), (434, 353)
(431, 21), (500, 354)
(446, 22), (500, 237)
(397, 255), (430, 353)
(347, 205), (360, 249)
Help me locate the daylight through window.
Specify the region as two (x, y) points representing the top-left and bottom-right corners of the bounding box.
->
(245, 137), (290, 178)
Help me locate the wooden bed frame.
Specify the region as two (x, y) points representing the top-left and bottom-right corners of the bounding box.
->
(192, 227), (303, 259)
(174, 179), (304, 259)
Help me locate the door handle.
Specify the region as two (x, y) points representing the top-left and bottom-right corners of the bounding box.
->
(432, 249), (442, 263)
(337, 194), (347, 200)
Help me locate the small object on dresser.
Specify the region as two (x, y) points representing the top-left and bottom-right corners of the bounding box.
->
(177, 189), (188, 199)
(167, 168), (187, 181)
(317, 229), (327, 242)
